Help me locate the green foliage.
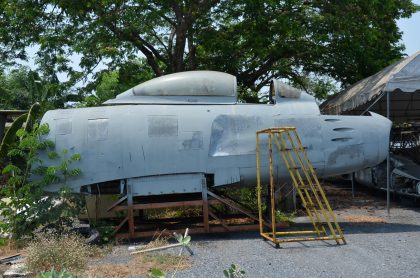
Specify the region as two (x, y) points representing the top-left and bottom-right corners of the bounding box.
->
(0, 102), (41, 165)
(0, 113), (28, 160)
(1, 1), (417, 100)
(275, 211), (297, 224)
(223, 264), (246, 278)
(79, 59), (155, 106)
(26, 234), (96, 273)
(0, 123), (84, 240)
(220, 187), (262, 212)
(39, 269), (76, 278)
(96, 71), (120, 102)
(92, 221), (115, 244)
(147, 268), (166, 278)
(0, 67), (77, 111)
(174, 233), (191, 247)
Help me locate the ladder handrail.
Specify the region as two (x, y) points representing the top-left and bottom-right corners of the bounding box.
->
(255, 127), (346, 246)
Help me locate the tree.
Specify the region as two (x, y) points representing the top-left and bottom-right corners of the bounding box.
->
(0, 66), (79, 110)
(0, 1), (418, 100)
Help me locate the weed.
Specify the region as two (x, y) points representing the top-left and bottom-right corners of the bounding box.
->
(223, 264), (246, 278)
(275, 210), (296, 224)
(26, 234), (98, 273)
(147, 268), (166, 278)
(39, 269), (76, 278)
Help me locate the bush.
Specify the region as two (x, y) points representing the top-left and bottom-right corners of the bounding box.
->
(0, 123), (84, 240)
(26, 234), (97, 273)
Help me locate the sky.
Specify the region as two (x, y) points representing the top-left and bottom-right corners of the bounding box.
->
(397, 0), (420, 55)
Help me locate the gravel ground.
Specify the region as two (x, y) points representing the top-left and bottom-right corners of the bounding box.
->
(175, 206), (420, 278)
(93, 186), (420, 278)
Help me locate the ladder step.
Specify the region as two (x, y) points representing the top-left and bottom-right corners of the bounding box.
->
(279, 147), (308, 152)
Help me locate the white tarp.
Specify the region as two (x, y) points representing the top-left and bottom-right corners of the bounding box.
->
(321, 51), (420, 120)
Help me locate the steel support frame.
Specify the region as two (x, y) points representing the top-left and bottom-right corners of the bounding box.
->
(108, 185), (283, 239)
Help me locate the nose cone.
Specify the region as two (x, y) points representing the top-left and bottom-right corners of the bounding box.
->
(322, 112), (392, 176)
(362, 112), (392, 166)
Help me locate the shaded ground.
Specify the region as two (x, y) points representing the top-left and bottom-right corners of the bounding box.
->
(89, 182), (420, 277)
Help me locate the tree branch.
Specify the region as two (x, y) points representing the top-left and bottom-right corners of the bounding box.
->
(105, 22), (163, 76)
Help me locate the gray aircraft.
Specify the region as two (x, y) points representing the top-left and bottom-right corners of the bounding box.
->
(39, 71), (391, 196)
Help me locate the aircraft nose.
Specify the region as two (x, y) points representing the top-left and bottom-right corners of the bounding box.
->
(322, 112), (392, 176)
(361, 112), (392, 166)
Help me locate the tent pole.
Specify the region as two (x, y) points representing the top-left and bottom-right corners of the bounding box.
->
(386, 91), (390, 215)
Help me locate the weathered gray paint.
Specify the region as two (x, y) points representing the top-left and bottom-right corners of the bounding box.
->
(39, 71), (392, 195)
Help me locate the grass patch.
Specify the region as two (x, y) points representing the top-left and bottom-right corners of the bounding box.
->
(25, 234), (101, 274)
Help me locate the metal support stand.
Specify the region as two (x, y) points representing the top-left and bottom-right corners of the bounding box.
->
(202, 182), (210, 233)
(107, 186), (284, 239)
(127, 182), (135, 237)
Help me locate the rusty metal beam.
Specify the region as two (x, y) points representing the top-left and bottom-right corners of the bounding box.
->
(111, 199), (220, 211)
(202, 182), (210, 233)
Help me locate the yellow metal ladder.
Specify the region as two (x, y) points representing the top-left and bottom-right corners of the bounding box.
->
(256, 127), (346, 246)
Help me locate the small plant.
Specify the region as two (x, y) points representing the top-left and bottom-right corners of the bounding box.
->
(26, 234), (97, 273)
(275, 210), (297, 224)
(147, 267), (166, 278)
(144, 231), (192, 278)
(223, 264), (245, 278)
(174, 232), (191, 248)
(39, 269), (76, 278)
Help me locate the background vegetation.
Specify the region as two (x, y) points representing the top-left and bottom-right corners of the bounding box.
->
(0, 0), (418, 105)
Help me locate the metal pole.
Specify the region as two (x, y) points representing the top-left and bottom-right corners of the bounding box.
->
(351, 172), (355, 198)
(386, 91), (391, 215)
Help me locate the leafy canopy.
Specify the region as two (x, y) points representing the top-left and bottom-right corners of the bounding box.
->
(0, 0), (418, 100)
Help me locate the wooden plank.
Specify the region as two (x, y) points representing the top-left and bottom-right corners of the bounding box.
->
(0, 254), (21, 264)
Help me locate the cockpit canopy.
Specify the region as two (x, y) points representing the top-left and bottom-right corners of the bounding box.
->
(104, 71), (237, 104)
(104, 70), (319, 115)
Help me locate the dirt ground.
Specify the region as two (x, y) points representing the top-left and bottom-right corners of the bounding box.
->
(84, 182), (420, 277)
